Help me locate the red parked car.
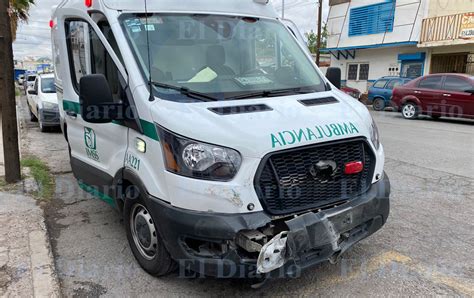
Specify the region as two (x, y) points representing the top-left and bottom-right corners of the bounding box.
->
(392, 74), (474, 120)
(341, 86), (361, 100)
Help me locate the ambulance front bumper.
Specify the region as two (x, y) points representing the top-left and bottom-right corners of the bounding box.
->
(146, 174), (390, 278)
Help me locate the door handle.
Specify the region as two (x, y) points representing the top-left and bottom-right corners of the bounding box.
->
(66, 111), (77, 118)
(443, 94), (451, 97)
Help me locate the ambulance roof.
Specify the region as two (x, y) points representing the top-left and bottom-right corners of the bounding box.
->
(59, 0), (278, 19)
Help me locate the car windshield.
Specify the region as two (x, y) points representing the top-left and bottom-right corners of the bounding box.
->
(120, 14), (326, 101)
(28, 76), (36, 81)
(41, 78), (56, 93)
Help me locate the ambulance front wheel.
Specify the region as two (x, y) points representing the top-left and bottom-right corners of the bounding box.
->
(124, 192), (176, 276)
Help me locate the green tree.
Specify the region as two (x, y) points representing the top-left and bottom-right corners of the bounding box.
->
(321, 22), (328, 49)
(305, 30), (318, 54)
(305, 22), (328, 54)
(1, 0), (34, 183)
(9, 0), (35, 40)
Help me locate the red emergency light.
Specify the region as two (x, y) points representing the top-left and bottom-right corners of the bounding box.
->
(85, 0), (92, 7)
(49, 20), (54, 28)
(344, 161), (364, 175)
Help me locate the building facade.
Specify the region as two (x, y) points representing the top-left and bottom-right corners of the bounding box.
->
(419, 0), (474, 75)
(326, 0), (429, 92)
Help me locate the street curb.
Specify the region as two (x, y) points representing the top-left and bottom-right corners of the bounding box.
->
(14, 94), (61, 297)
(28, 214), (61, 297)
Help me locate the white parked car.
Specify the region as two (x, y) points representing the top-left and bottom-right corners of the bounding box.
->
(18, 74), (25, 85)
(24, 74), (37, 95)
(27, 73), (59, 132)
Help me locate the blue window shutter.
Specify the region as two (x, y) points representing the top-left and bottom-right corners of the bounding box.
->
(349, 0), (396, 36)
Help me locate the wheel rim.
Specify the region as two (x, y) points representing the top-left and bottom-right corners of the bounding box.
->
(374, 99), (384, 110)
(130, 204), (158, 260)
(403, 104), (416, 118)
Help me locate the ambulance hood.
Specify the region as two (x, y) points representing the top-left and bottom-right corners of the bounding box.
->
(150, 90), (374, 158)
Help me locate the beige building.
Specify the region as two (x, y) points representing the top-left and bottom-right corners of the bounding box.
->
(419, 0), (474, 74)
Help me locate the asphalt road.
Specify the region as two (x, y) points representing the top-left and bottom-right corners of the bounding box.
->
(18, 97), (474, 296)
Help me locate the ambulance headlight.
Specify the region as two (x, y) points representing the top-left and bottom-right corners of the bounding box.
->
(157, 126), (242, 181)
(370, 118), (380, 150)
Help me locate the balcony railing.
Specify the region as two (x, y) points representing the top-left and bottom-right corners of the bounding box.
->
(420, 12), (474, 44)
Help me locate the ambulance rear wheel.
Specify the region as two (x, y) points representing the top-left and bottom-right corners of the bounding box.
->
(124, 192), (176, 276)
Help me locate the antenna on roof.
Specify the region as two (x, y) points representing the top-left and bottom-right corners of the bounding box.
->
(144, 0), (154, 102)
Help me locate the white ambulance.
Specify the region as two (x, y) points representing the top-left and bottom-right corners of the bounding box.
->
(51, 0), (390, 278)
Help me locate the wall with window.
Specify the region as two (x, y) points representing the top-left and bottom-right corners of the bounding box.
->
(330, 46), (428, 92)
(327, 0), (428, 49)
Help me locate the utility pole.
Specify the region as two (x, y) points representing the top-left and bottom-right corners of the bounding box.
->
(316, 0), (323, 66)
(281, 0), (285, 19)
(0, 0), (21, 183)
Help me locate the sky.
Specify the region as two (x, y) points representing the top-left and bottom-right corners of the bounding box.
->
(13, 0), (329, 60)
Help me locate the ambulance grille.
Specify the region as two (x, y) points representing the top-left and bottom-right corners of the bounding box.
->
(254, 138), (375, 215)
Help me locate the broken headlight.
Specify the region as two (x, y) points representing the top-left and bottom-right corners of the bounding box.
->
(157, 126), (242, 181)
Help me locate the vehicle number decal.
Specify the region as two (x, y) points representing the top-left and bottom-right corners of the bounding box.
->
(125, 152), (141, 171)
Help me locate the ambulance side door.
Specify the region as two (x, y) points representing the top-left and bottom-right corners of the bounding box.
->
(63, 19), (128, 194)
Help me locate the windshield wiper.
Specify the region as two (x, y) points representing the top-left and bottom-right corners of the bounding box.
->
(225, 87), (319, 100)
(151, 81), (219, 102)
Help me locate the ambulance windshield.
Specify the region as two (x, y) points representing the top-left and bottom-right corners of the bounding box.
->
(120, 14), (326, 101)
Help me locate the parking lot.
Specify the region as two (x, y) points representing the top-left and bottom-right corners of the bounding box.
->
(17, 97), (474, 296)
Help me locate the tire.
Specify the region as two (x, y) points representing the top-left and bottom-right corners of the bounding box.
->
(373, 98), (386, 111)
(401, 102), (419, 120)
(39, 119), (49, 132)
(124, 190), (176, 277)
(38, 108), (49, 132)
(29, 106), (38, 122)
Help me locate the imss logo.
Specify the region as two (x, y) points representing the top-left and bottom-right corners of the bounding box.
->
(84, 127), (100, 161)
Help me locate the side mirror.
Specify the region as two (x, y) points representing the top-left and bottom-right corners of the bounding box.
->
(465, 89), (474, 95)
(326, 67), (342, 89)
(79, 74), (122, 124)
(28, 90), (37, 95)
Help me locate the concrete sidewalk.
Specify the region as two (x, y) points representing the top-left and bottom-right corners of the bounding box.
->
(0, 105), (60, 296)
(0, 192), (60, 297)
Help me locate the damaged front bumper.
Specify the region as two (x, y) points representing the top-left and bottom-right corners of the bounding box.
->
(146, 174), (390, 278)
